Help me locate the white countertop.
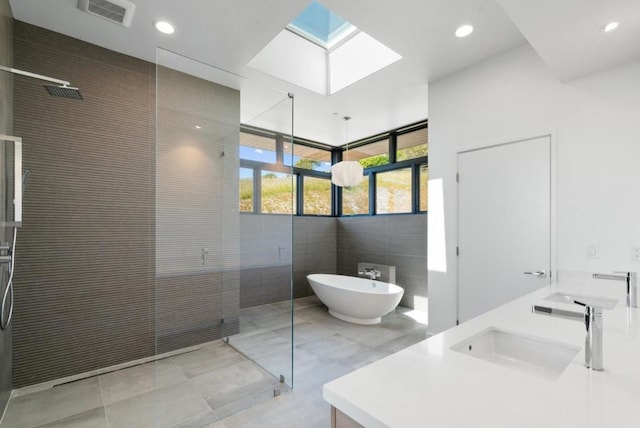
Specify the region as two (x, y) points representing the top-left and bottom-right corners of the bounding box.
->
(323, 281), (640, 427)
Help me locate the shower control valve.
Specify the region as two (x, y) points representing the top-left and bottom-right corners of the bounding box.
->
(0, 243), (11, 264)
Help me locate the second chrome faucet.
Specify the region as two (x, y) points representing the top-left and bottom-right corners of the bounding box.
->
(592, 271), (637, 308)
(532, 301), (603, 370)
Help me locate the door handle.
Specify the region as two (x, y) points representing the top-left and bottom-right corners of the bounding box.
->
(524, 271), (546, 278)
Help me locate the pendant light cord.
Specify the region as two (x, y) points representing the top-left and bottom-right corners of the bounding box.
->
(344, 116), (351, 160)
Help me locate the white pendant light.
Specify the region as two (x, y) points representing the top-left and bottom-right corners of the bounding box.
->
(331, 116), (363, 187)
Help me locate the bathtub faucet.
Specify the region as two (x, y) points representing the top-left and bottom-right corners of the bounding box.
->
(359, 267), (381, 280)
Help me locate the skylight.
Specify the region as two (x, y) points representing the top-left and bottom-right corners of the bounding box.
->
(287, 2), (357, 49)
(248, 2), (402, 96)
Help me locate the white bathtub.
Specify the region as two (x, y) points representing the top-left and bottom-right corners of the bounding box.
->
(306, 274), (404, 325)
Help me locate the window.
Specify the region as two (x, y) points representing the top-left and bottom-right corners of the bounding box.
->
(285, 144), (331, 172)
(287, 1), (356, 49)
(342, 179), (369, 215)
(240, 132), (277, 163)
(261, 171), (296, 214)
(419, 165), (428, 212)
(347, 139), (389, 167)
(376, 168), (412, 214)
(303, 176), (331, 215)
(239, 121), (427, 217)
(397, 128), (428, 161)
(239, 168), (254, 212)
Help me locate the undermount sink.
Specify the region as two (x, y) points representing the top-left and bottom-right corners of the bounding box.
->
(544, 292), (617, 310)
(451, 327), (580, 379)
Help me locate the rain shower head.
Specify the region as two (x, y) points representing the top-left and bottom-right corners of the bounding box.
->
(43, 84), (83, 100)
(0, 66), (83, 100)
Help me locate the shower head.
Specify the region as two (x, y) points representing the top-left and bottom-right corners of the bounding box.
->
(0, 66), (83, 100)
(43, 84), (83, 100)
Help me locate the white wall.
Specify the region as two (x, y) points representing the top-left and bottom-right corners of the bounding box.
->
(427, 44), (640, 333)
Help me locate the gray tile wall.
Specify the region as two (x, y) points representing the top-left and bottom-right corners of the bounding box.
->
(238, 215), (337, 308)
(12, 23), (241, 388)
(13, 22), (156, 388)
(337, 215), (428, 310)
(239, 214), (292, 308)
(0, 0), (13, 415)
(155, 65), (241, 353)
(293, 216), (337, 298)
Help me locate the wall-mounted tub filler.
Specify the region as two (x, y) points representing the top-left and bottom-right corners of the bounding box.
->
(0, 65), (83, 100)
(592, 271), (637, 308)
(357, 262), (396, 284)
(532, 301), (603, 371)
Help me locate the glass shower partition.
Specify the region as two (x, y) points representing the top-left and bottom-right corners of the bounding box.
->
(228, 96), (295, 388)
(154, 47), (293, 422)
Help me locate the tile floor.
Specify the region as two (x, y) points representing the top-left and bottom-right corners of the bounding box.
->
(1, 296), (429, 428)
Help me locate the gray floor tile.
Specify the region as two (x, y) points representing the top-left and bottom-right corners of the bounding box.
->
(340, 348), (392, 370)
(99, 359), (187, 405)
(189, 360), (277, 409)
(375, 328), (431, 353)
(334, 323), (404, 348)
(298, 333), (373, 360)
(210, 390), (327, 428)
(251, 347), (332, 384)
(229, 331), (291, 359)
(34, 407), (108, 428)
(274, 321), (333, 345)
(170, 342), (247, 378)
(292, 361), (353, 392)
(379, 311), (428, 333)
(2, 378), (103, 428)
(105, 381), (212, 428)
(4, 296), (428, 428)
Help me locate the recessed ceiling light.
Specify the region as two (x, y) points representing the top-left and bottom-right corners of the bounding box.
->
(455, 24), (474, 38)
(600, 21), (619, 32)
(195, 125), (202, 129)
(154, 20), (175, 35)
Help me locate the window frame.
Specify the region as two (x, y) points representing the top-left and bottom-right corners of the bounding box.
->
(239, 120), (427, 217)
(336, 120), (428, 217)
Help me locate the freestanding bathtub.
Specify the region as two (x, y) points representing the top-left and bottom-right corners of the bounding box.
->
(307, 274), (404, 325)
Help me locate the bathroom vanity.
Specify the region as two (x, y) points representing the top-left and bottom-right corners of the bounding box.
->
(324, 281), (640, 427)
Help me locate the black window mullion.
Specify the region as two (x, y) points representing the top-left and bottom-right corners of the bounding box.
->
(389, 132), (397, 164)
(275, 134), (284, 165)
(369, 172), (376, 215)
(253, 167), (261, 214)
(331, 149), (341, 217)
(296, 174), (303, 215)
(412, 163), (420, 214)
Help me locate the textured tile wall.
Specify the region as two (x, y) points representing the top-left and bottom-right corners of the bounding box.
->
(12, 22), (156, 388)
(0, 0), (13, 414)
(292, 216), (337, 298)
(337, 215), (428, 310)
(12, 23), (241, 388)
(238, 215), (337, 308)
(155, 64), (241, 352)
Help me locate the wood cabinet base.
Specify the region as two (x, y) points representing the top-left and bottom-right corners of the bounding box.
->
(332, 406), (365, 428)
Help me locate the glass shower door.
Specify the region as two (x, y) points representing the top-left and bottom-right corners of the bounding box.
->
(154, 47), (293, 424)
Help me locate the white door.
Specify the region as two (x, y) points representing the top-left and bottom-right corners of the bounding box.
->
(457, 136), (551, 323)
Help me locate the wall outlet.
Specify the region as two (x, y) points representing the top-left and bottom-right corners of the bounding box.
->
(586, 245), (599, 259)
(631, 245), (640, 262)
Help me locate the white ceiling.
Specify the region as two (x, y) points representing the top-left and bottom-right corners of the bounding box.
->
(8, 0), (639, 144)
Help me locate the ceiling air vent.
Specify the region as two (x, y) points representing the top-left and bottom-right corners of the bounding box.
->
(78, 0), (136, 27)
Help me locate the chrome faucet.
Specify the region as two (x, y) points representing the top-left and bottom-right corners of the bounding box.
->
(592, 271), (637, 308)
(358, 267), (381, 280)
(532, 301), (603, 371)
